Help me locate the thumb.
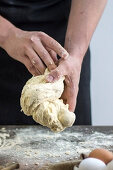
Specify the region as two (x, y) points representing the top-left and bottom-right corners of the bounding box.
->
(46, 64), (66, 83)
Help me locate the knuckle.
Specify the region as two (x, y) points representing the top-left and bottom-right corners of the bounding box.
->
(32, 58), (36, 66)
(38, 31), (46, 38)
(30, 35), (40, 44)
(41, 51), (48, 58)
(53, 69), (60, 78)
(32, 59), (40, 68)
(65, 75), (75, 88)
(30, 35), (36, 43)
(46, 47), (51, 52)
(49, 39), (58, 47)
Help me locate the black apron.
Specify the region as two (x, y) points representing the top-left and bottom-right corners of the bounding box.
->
(0, 0), (91, 125)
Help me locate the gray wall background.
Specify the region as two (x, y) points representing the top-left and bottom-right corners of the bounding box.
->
(90, 0), (113, 125)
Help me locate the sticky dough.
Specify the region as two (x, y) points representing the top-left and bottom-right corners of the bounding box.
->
(20, 69), (75, 132)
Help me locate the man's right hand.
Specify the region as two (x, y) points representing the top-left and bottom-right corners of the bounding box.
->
(0, 17), (68, 75)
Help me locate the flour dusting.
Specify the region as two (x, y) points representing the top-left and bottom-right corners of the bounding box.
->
(0, 126), (113, 168)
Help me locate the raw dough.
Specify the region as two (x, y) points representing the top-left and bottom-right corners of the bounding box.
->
(20, 69), (75, 132)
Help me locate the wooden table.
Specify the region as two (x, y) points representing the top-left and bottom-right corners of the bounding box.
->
(0, 126), (113, 170)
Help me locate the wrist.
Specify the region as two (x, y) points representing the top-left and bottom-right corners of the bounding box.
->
(64, 35), (89, 65)
(71, 55), (82, 76)
(0, 16), (17, 48)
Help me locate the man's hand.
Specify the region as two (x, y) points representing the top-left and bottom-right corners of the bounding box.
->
(0, 16), (68, 76)
(1, 28), (68, 75)
(46, 56), (81, 112)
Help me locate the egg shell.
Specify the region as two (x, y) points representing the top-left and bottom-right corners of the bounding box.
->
(79, 158), (106, 170)
(106, 160), (113, 170)
(89, 148), (113, 164)
(73, 166), (79, 170)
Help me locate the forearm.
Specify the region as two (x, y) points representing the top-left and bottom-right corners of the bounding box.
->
(65, 0), (107, 63)
(0, 16), (16, 48)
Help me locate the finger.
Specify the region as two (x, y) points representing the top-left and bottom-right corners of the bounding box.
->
(23, 56), (40, 76)
(65, 86), (77, 112)
(25, 47), (46, 74)
(62, 77), (78, 112)
(46, 47), (58, 65)
(66, 76), (78, 112)
(40, 32), (69, 59)
(31, 36), (56, 71)
(46, 67), (64, 83)
(46, 60), (68, 82)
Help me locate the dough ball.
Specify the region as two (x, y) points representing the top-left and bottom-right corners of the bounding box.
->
(20, 69), (76, 132)
(58, 106), (75, 127)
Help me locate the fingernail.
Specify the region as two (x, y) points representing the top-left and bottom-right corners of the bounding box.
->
(46, 75), (54, 82)
(62, 52), (69, 59)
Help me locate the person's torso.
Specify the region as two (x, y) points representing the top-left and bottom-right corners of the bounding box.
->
(0, 0), (71, 31)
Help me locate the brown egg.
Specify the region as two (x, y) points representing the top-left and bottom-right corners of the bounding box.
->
(89, 148), (113, 164)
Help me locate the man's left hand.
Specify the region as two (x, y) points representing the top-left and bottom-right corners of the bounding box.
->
(46, 55), (82, 112)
